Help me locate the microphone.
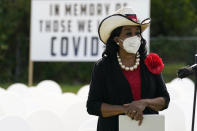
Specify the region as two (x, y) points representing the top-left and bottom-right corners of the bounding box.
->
(177, 54), (197, 78)
(177, 64), (197, 78)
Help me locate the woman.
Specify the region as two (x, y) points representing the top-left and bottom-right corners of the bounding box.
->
(86, 7), (170, 131)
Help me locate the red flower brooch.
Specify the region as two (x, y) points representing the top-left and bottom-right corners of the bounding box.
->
(144, 53), (164, 74)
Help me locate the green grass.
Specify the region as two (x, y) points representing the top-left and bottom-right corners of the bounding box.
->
(0, 63), (189, 90)
(60, 84), (83, 93)
(0, 83), (84, 93)
(0, 83), (11, 90)
(162, 63), (185, 82)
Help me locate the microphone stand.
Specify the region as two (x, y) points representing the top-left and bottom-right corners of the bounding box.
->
(191, 54), (197, 131)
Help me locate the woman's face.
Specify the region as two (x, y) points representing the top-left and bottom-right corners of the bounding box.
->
(120, 25), (140, 39)
(114, 25), (141, 49)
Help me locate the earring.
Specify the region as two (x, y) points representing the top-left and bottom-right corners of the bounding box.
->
(117, 42), (119, 45)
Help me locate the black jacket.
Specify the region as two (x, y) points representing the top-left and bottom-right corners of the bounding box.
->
(86, 56), (170, 131)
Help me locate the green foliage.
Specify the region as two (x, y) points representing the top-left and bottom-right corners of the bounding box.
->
(33, 62), (94, 84)
(0, 0), (30, 83)
(151, 0), (197, 36)
(150, 39), (197, 64)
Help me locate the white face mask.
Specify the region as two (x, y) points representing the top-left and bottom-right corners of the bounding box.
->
(120, 36), (141, 54)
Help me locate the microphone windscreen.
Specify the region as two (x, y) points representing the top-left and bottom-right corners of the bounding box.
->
(177, 67), (193, 78)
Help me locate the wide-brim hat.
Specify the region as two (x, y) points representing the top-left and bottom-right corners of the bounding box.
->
(98, 7), (151, 44)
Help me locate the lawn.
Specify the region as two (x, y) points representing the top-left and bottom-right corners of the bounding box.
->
(0, 63), (189, 92)
(60, 84), (84, 93)
(0, 83), (84, 93)
(162, 63), (187, 82)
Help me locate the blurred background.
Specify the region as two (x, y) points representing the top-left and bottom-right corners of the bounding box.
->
(0, 0), (197, 91)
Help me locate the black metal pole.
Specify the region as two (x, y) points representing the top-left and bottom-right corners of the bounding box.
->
(191, 54), (197, 131)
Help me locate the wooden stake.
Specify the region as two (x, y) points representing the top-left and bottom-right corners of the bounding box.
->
(28, 60), (34, 87)
(28, 0), (34, 87)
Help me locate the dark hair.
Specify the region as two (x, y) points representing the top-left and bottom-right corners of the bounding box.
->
(102, 26), (147, 61)
(102, 26), (122, 58)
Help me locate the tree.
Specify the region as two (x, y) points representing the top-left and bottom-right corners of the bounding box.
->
(151, 0), (197, 36)
(0, 0), (30, 82)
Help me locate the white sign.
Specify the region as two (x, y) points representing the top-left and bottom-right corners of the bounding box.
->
(30, 0), (150, 61)
(119, 115), (165, 131)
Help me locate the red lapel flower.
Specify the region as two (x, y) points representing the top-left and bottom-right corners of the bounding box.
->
(144, 53), (164, 74)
